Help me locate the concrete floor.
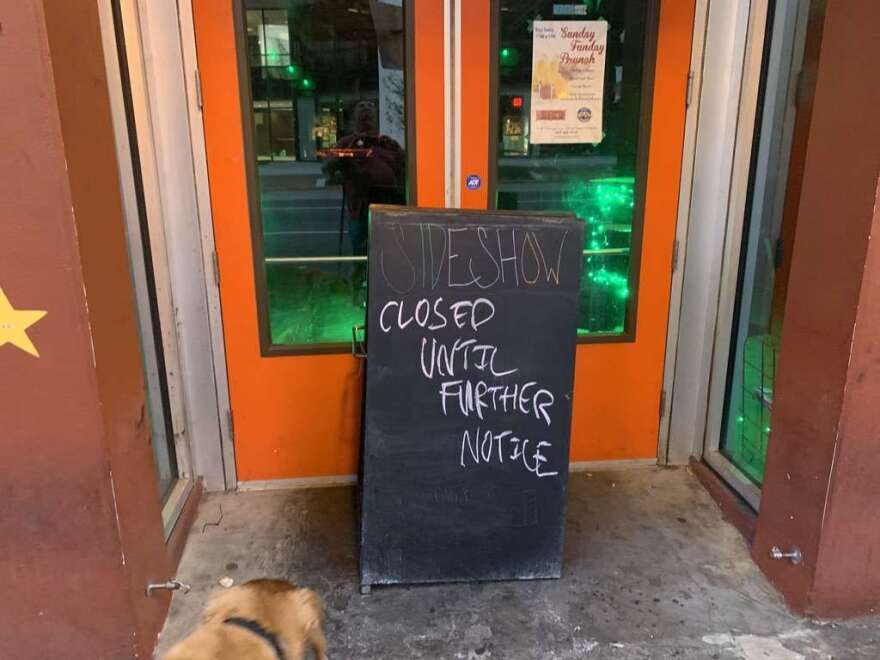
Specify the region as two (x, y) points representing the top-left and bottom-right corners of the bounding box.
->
(156, 468), (878, 659)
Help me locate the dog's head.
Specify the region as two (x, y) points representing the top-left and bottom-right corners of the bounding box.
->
(163, 580), (325, 660)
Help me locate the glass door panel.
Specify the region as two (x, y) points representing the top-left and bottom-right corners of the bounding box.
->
(494, 0), (654, 339)
(244, 0), (408, 350)
(146, 359), (178, 502)
(712, 0), (808, 492)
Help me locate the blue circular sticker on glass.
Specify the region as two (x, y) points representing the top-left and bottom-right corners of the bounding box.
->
(465, 174), (482, 191)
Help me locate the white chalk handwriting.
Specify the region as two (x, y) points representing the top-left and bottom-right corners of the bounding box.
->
(460, 425), (559, 478)
(379, 222), (569, 293)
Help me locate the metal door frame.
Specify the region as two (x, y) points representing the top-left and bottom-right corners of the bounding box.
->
(657, 0), (709, 461)
(663, 0), (758, 471)
(702, 0), (809, 508)
(98, 0), (235, 504)
(663, 0), (809, 509)
(98, 0), (195, 533)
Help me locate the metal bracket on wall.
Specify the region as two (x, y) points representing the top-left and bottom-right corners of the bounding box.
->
(686, 70), (695, 107)
(212, 250), (220, 286)
(352, 325), (367, 359)
(793, 68), (806, 107)
(194, 68), (204, 110)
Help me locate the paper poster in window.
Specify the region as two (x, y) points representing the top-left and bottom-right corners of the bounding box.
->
(530, 20), (607, 144)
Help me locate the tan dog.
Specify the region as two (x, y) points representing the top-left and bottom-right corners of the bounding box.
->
(163, 579), (328, 660)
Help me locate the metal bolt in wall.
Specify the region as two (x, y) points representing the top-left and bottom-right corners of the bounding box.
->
(769, 545), (803, 565)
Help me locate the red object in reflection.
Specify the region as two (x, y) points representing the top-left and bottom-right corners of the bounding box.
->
(316, 147), (374, 160)
(511, 96), (523, 108)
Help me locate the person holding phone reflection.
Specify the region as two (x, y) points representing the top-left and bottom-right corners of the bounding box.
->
(321, 100), (405, 304)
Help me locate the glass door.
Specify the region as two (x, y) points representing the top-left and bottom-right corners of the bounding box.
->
(493, 0), (654, 339)
(482, 1), (693, 465)
(703, 0), (809, 507)
(243, 2), (409, 347)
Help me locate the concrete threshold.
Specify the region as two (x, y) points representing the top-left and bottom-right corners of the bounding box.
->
(156, 467), (879, 659)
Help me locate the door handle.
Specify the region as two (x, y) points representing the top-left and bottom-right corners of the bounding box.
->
(146, 579), (191, 597)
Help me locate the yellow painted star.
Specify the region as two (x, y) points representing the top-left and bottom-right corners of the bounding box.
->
(0, 288), (47, 357)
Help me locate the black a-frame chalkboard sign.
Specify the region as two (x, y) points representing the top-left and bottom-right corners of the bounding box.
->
(359, 206), (583, 590)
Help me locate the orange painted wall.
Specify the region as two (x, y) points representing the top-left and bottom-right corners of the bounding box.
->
(194, 0), (692, 480)
(193, 1), (446, 481)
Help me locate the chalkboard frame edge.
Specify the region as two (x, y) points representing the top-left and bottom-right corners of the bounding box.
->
(359, 571), (564, 593)
(360, 208), (583, 589)
(369, 204), (580, 225)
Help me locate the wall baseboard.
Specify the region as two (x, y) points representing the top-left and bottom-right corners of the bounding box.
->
(569, 458), (657, 472)
(237, 474), (357, 492)
(236, 459), (658, 492)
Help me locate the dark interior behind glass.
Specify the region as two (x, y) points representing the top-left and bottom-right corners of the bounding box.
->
(244, 0), (407, 348)
(495, 1), (653, 337)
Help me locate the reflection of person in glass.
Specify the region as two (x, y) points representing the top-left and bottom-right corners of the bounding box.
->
(321, 100), (405, 262)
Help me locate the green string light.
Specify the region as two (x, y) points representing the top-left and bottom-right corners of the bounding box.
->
(564, 176), (635, 306)
(499, 46), (518, 66)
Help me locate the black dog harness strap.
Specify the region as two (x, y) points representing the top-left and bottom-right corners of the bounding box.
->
(223, 617), (286, 660)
